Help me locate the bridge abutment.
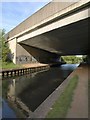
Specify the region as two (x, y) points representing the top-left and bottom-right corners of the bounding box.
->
(8, 38), (38, 64)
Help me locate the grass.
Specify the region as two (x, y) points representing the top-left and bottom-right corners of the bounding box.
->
(2, 61), (22, 69)
(88, 77), (90, 118)
(46, 75), (79, 118)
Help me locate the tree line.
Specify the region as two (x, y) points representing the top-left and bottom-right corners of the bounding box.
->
(0, 29), (11, 62)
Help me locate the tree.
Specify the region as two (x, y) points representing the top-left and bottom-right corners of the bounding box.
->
(82, 55), (89, 63)
(62, 56), (83, 64)
(0, 29), (11, 62)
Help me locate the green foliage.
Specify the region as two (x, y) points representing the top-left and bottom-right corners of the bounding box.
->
(62, 56), (83, 64)
(46, 75), (78, 118)
(82, 55), (89, 63)
(0, 29), (11, 62)
(2, 62), (21, 69)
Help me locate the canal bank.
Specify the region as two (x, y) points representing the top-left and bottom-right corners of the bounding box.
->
(66, 64), (88, 118)
(29, 64), (88, 118)
(2, 64), (78, 118)
(1, 63), (49, 118)
(1, 63), (50, 78)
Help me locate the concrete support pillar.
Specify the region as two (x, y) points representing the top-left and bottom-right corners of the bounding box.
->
(8, 38), (17, 64)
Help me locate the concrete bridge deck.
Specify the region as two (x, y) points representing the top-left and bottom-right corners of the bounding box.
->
(6, 0), (89, 40)
(6, 0), (90, 64)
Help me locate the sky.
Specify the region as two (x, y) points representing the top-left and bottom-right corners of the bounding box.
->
(1, 1), (50, 33)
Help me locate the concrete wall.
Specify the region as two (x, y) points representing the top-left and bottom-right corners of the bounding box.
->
(16, 43), (37, 64)
(19, 43), (60, 64)
(8, 38), (17, 64)
(8, 38), (37, 64)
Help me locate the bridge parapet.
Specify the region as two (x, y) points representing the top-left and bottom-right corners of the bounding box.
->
(6, 0), (89, 41)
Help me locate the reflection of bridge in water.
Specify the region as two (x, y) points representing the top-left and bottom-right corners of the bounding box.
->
(6, 64), (78, 116)
(6, 0), (89, 64)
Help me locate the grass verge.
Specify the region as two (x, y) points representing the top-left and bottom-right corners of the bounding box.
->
(46, 75), (79, 118)
(88, 78), (90, 118)
(2, 62), (22, 69)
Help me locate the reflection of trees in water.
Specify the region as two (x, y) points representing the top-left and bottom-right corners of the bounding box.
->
(2, 64), (78, 113)
(2, 80), (10, 99)
(17, 66), (75, 112)
(7, 79), (16, 102)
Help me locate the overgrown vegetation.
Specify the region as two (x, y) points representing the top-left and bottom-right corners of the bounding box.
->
(0, 29), (11, 62)
(82, 55), (90, 64)
(46, 75), (78, 118)
(2, 62), (21, 69)
(0, 29), (22, 69)
(62, 56), (83, 64)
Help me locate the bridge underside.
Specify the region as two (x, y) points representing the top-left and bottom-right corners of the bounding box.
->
(19, 43), (61, 64)
(19, 18), (89, 63)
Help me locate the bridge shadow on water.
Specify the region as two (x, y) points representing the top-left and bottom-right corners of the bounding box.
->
(17, 64), (78, 112)
(2, 64), (79, 117)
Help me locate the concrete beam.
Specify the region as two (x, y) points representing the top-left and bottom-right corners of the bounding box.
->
(17, 8), (88, 43)
(7, 0), (89, 41)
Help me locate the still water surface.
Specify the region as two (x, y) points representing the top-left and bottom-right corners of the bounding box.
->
(2, 64), (79, 118)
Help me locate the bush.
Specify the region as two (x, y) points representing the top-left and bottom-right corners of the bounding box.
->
(0, 29), (11, 62)
(62, 56), (83, 64)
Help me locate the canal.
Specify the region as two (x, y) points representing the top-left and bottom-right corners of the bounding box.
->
(2, 64), (79, 118)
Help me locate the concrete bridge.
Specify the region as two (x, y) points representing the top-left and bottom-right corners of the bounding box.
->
(6, 0), (90, 64)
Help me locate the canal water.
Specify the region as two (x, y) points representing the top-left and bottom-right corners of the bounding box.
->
(2, 64), (79, 118)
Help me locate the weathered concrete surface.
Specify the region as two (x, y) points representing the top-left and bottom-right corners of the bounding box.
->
(19, 43), (61, 64)
(19, 18), (88, 56)
(8, 40), (37, 64)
